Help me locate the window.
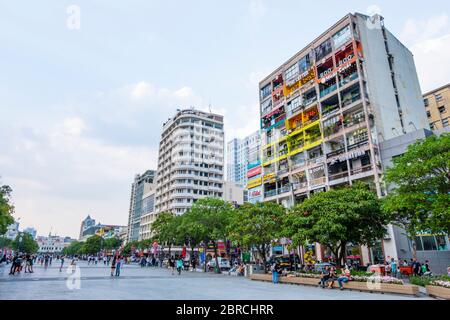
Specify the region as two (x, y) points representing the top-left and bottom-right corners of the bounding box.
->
(443, 118), (449, 127)
(315, 39), (332, 61)
(435, 93), (443, 101)
(332, 25), (352, 49)
(426, 111), (431, 118)
(285, 63), (299, 81)
(260, 84), (272, 100)
(424, 98), (429, 107)
(421, 236), (438, 251)
(299, 53), (312, 74)
(438, 106), (446, 113)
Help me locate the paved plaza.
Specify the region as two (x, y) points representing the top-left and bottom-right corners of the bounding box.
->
(0, 261), (434, 300)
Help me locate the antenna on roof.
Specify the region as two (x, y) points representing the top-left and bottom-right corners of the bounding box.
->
(208, 100), (212, 113)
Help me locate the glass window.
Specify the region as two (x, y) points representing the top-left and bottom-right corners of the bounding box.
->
(315, 39), (333, 61)
(414, 237), (424, 251)
(260, 84), (272, 100)
(436, 235), (448, 250)
(438, 106), (446, 113)
(285, 63), (299, 81)
(443, 118), (449, 127)
(422, 236), (438, 251)
(332, 25), (352, 49)
(299, 53), (312, 74)
(424, 98), (429, 107)
(435, 93), (443, 101)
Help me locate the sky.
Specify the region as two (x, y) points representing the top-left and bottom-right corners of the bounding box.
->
(1, 0), (449, 239)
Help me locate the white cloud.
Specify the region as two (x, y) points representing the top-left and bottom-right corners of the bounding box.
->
(400, 15), (450, 92)
(62, 117), (86, 136)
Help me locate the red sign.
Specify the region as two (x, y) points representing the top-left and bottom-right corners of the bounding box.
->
(247, 166), (262, 178)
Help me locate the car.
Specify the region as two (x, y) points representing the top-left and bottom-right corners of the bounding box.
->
(268, 255), (300, 271)
(207, 257), (231, 271)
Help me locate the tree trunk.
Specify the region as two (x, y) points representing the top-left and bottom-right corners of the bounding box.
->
(411, 238), (417, 260)
(168, 244), (171, 257)
(212, 241), (221, 274)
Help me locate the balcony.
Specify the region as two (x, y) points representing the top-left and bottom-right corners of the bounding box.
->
(278, 185), (291, 195)
(350, 165), (373, 176)
(347, 139), (369, 151)
(320, 83), (337, 98)
(326, 147), (345, 158)
(309, 177), (326, 187)
(292, 181), (308, 191)
(329, 171), (349, 181)
(264, 189), (277, 198)
(339, 72), (358, 87)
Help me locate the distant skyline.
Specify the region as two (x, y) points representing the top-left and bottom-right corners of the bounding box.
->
(1, 1), (449, 238)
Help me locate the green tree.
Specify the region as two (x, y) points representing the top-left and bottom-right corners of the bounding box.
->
(122, 240), (140, 255)
(62, 241), (84, 255)
(103, 237), (123, 250)
(185, 198), (234, 273)
(151, 211), (179, 256)
(0, 185), (15, 235)
(0, 236), (13, 249)
(382, 133), (450, 257)
(177, 212), (205, 259)
(12, 232), (39, 253)
(285, 183), (388, 265)
(228, 202), (286, 269)
(82, 235), (103, 254)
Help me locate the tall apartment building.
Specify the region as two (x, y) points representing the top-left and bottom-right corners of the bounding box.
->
(139, 183), (157, 241)
(226, 130), (261, 186)
(127, 170), (156, 242)
(258, 13), (428, 263)
(423, 84), (450, 130)
(154, 109), (225, 215)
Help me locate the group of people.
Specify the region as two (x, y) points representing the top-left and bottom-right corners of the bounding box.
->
(318, 265), (352, 290)
(139, 256), (164, 268)
(5, 253), (35, 275)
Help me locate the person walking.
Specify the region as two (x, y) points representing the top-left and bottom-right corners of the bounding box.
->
(103, 256), (107, 266)
(44, 255), (49, 268)
(176, 257), (183, 275)
(168, 257), (175, 275)
(110, 256), (117, 276)
(271, 262), (280, 284)
(115, 256), (123, 277)
(9, 254), (18, 275)
(390, 258), (398, 278)
(59, 255), (65, 272)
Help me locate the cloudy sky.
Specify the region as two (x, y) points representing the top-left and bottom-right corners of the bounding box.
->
(1, 0), (449, 238)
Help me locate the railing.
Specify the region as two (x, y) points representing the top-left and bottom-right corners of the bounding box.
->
(344, 116), (365, 128)
(347, 139), (369, 151)
(305, 96), (317, 106)
(324, 123), (343, 137)
(264, 190), (277, 198)
(341, 92), (361, 108)
(320, 84), (337, 98)
(322, 104), (340, 116)
(328, 171), (349, 181)
(291, 160), (306, 170)
(326, 148), (345, 158)
(310, 177), (326, 186)
(303, 117), (320, 127)
(292, 182), (308, 190)
(350, 165), (373, 175)
(278, 185), (291, 194)
(277, 168), (289, 175)
(339, 72), (358, 87)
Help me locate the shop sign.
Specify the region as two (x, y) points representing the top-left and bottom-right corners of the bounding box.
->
(247, 177), (262, 189)
(330, 148), (365, 165)
(247, 166), (262, 178)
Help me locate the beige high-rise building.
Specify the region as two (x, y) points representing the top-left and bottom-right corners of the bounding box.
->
(423, 84), (450, 130)
(154, 109), (225, 215)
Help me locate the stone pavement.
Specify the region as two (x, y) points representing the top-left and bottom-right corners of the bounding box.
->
(0, 261), (434, 300)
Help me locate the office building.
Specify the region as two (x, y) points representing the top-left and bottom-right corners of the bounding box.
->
(139, 183), (157, 241)
(127, 170), (156, 242)
(227, 131), (261, 186)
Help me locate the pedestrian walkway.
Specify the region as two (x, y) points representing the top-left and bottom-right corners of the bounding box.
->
(0, 261), (434, 300)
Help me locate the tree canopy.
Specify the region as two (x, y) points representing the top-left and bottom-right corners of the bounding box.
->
(0, 185), (15, 235)
(229, 202), (285, 265)
(285, 183), (388, 265)
(382, 133), (450, 238)
(12, 232), (39, 254)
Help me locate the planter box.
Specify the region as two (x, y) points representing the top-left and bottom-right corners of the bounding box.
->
(426, 285), (450, 300)
(250, 274), (419, 296)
